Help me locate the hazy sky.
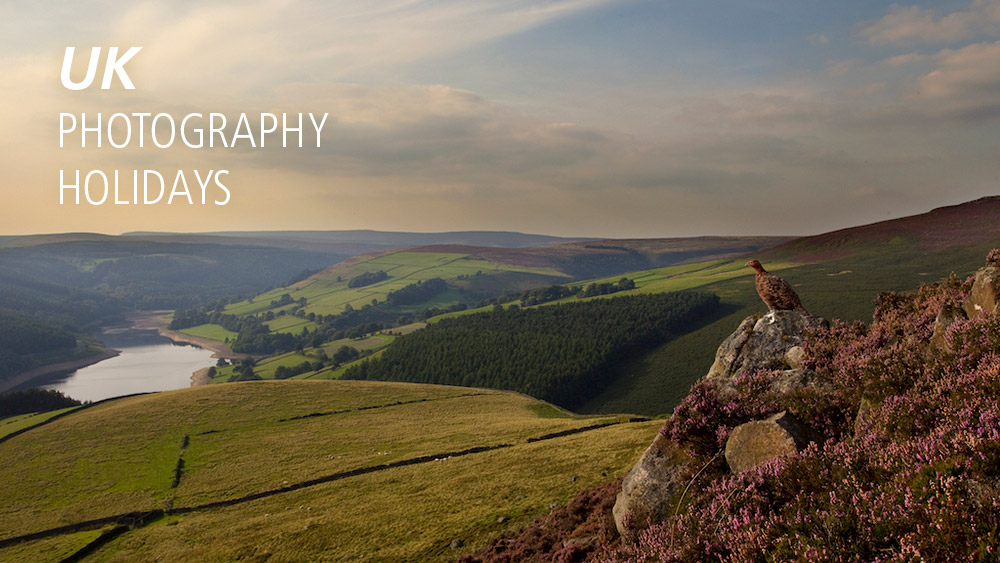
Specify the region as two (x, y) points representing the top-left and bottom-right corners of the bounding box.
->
(2, 0), (999, 237)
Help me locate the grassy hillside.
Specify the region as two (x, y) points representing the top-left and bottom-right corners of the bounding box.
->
(224, 250), (568, 317)
(578, 219), (1000, 416)
(439, 199), (1000, 417)
(0, 380), (659, 562)
(466, 256), (1000, 562)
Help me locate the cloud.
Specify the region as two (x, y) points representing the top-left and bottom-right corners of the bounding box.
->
(808, 33), (830, 47)
(860, 0), (1000, 45)
(881, 52), (932, 66)
(672, 93), (834, 132)
(827, 59), (857, 77)
(3, 0), (1000, 238)
(911, 40), (1000, 120)
(100, 0), (615, 96)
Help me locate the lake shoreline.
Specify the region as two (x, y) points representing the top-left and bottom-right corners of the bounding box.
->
(0, 349), (121, 394)
(191, 367), (213, 387)
(3, 312), (237, 396)
(129, 311), (244, 361)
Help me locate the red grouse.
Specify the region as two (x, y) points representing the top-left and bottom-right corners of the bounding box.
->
(746, 259), (806, 320)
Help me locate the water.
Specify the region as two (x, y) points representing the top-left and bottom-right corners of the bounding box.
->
(37, 327), (216, 403)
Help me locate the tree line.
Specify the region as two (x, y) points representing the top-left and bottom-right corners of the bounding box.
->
(169, 277), (463, 355)
(0, 310), (77, 380)
(480, 277), (636, 308)
(343, 291), (720, 409)
(348, 270), (389, 288)
(386, 278), (447, 305)
(0, 388), (81, 417)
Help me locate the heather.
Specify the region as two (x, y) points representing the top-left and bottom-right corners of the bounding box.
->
(598, 272), (1000, 561)
(468, 264), (1000, 562)
(459, 481), (623, 563)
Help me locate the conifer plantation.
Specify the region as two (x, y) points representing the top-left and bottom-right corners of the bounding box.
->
(345, 292), (720, 409)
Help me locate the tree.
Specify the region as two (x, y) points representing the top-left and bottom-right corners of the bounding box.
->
(333, 345), (360, 364)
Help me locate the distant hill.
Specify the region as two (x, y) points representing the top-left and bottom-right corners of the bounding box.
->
(0, 230), (787, 384)
(405, 235), (793, 279)
(575, 195), (1000, 415)
(768, 195), (1000, 261)
(116, 229), (594, 255)
(174, 236), (788, 357)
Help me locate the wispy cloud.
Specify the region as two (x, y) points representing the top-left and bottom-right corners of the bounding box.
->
(912, 40), (1000, 119)
(860, 0), (1000, 45)
(2, 1), (1000, 238)
(107, 0), (614, 95)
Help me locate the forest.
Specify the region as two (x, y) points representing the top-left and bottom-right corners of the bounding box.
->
(0, 388), (81, 417)
(343, 291), (720, 409)
(0, 310), (77, 380)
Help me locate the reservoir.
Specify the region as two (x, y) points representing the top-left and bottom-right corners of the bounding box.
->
(35, 327), (216, 403)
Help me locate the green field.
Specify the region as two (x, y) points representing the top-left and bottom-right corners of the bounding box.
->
(224, 250), (567, 317)
(262, 315), (317, 334)
(575, 238), (997, 416)
(177, 323), (238, 342)
(0, 408), (80, 441)
(207, 336), (393, 383)
(0, 381), (658, 562)
(429, 258), (800, 321)
(420, 238), (998, 417)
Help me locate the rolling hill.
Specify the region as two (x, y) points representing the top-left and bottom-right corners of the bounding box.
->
(576, 196), (1000, 415)
(395, 196), (1000, 416)
(3, 198), (999, 561)
(165, 236), (786, 360)
(0, 380), (659, 562)
(218, 235), (791, 317)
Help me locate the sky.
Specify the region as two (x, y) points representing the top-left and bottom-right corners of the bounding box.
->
(1, 0), (999, 238)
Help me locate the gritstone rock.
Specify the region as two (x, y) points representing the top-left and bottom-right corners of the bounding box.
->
(964, 265), (1000, 319)
(930, 302), (968, 353)
(707, 310), (828, 381)
(614, 310), (828, 541)
(724, 411), (822, 473)
(612, 434), (690, 542)
(767, 368), (832, 395)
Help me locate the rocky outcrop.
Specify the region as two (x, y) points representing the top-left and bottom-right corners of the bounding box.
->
(707, 310), (828, 381)
(613, 309), (828, 540)
(963, 263), (1000, 319)
(767, 367), (832, 395)
(930, 302), (968, 353)
(612, 434), (690, 542)
(724, 411), (822, 473)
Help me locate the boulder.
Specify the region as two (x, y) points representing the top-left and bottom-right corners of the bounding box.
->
(725, 411), (822, 473)
(784, 345), (807, 369)
(930, 302), (968, 353)
(767, 368), (832, 395)
(707, 310), (827, 381)
(963, 265), (1000, 319)
(614, 311), (830, 540)
(612, 434), (690, 542)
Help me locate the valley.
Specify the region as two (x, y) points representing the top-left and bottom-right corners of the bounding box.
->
(2, 197), (1000, 561)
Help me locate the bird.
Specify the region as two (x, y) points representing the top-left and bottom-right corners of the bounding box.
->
(746, 259), (806, 322)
